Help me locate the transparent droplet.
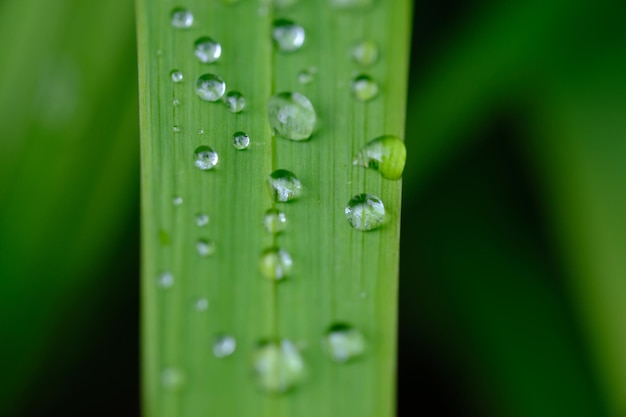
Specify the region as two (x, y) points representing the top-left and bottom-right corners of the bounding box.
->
(267, 169), (302, 202)
(195, 73), (226, 102)
(161, 367), (185, 389)
(272, 19), (305, 52)
(172, 125), (181, 133)
(352, 40), (379, 67)
(353, 135), (406, 180)
(171, 8), (193, 29)
(267, 92), (316, 141)
(195, 297), (209, 311)
(197, 128), (205, 135)
(297, 67), (317, 85)
(196, 239), (215, 257)
(345, 193), (385, 231)
(196, 212), (209, 227)
(172, 196), (183, 206)
(224, 91), (245, 113)
(232, 131), (250, 150)
(262, 208), (287, 234)
(253, 339), (305, 393)
(213, 334), (237, 358)
(170, 69), (184, 83)
(259, 247), (293, 280)
(158, 272), (174, 288)
(329, 0), (372, 9)
(322, 323), (366, 363)
(172, 98), (180, 106)
(194, 146), (219, 170)
(194, 36), (222, 63)
(351, 74), (379, 101)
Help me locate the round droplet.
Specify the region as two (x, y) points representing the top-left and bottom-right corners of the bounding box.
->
(194, 146), (219, 170)
(161, 367), (185, 389)
(267, 169), (302, 202)
(351, 74), (379, 101)
(172, 196), (183, 206)
(267, 92), (316, 141)
(195, 297), (209, 311)
(224, 91), (245, 113)
(259, 247), (292, 280)
(172, 98), (180, 106)
(253, 339), (305, 393)
(329, 0), (372, 9)
(196, 212), (209, 227)
(322, 323), (366, 363)
(197, 128), (205, 135)
(194, 36), (222, 63)
(158, 272), (174, 288)
(353, 135), (406, 180)
(232, 131), (250, 150)
(345, 193), (385, 231)
(272, 19), (305, 52)
(195, 73), (226, 102)
(170, 69), (184, 83)
(297, 67), (317, 84)
(262, 208), (287, 234)
(213, 334), (237, 358)
(171, 8), (193, 29)
(196, 239), (215, 257)
(352, 40), (379, 67)
(172, 125), (181, 133)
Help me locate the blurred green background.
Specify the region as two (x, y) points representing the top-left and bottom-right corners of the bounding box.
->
(1, 0), (624, 416)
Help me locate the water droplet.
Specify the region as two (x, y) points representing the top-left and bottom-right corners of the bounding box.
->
(352, 40), (379, 67)
(172, 196), (183, 206)
(267, 92), (316, 141)
(267, 169), (302, 202)
(194, 146), (219, 170)
(172, 98), (180, 106)
(170, 69), (184, 83)
(197, 128), (205, 135)
(195, 297), (209, 311)
(297, 67), (317, 84)
(322, 323), (366, 363)
(172, 125), (181, 133)
(196, 239), (216, 257)
(194, 37), (222, 63)
(232, 131), (250, 150)
(259, 247), (293, 280)
(213, 334), (237, 358)
(360, 291), (368, 299)
(345, 193), (385, 231)
(171, 8), (193, 29)
(272, 19), (305, 52)
(224, 91), (245, 113)
(351, 74), (379, 101)
(329, 0), (372, 9)
(161, 367), (185, 389)
(195, 73), (226, 102)
(353, 135), (406, 180)
(253, 339), (305, 393)
(262, 208), (287, 234)
(158, 272), (174, 288)
(196, 212), (209, 227)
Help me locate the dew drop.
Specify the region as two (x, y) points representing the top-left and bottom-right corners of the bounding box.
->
(352, 40), (379, 67)
(195, 297), (209, 311)
(272, 19), (305, 52)
(171, 8), (193, 29)
(253, 339), (305, 393)
(351, 74), (379, 101)
(161, 367), (185, 389)
(196, 239), (216, 257)
(213, 334), (237, 358)
(158, 272), (174, 288)
(196, 212), (209, 227)
(172, 196), (183, 206)
(172, 98), (180, 106)
(197, 128), (205, 135)
(170, 69), (184, 83)
(297, 67), (317, 85)
(232, 131), (250, 150)
(353, 135), (406, 180)
(345, 193), (385, 231)
(224, 91), (245, 113)
(267, 92), (316, 141)
(172, 124), (181, 133)
(195, 73), (226, 102)
(259, 247), (293, 280)
(329, 0), (372, 9)
(322, 323), (366, 363)
(267, 169), (302, 202)
(194, 146), (219, 170)
(262, 208), (287, 234)
(194, 36), (222, 63)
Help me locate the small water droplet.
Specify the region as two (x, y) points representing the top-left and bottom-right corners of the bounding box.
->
(161, 367), (185, 389)
(172, 98), (180, 106)
(351, 74), (379, 101)
(259, 247), (293, 280)
(224, 91), (245, 113)
(322, 323), (366, 363)
(329, 0), (372, 9)
(196, 212), (209, 227)
(172, 196), (183, 206)
(197, 128), (205, 135)
(262, 208), (287, 234)
(172, 124), (181, 133)
(195, 73), (226, 102)
(352, 40), (379, 67)
(297, 67), (317, 84)
(232, 131), (250, 150)
(345, 193), (385, 231)
(253, 339), (305, 393)
(171, 8), (193, 29)
(353, 135), (406, 180)
(194, 146), (219, 170)
(196, 239), (216, 257)
(195, 297), (209, 311)
(170, 69), (184, 83)
(272, 19), (305, 52)
(267, 169), (302, 202)
(194, 37), (222, 63)
(158, 272), (174, 288)
(213, 334), (237, 358)
(267, 92), (316, 141)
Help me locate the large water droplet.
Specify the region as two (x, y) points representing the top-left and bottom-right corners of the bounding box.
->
(170, 69), (184, 83)
(195, 74), (226, 102)
(158, 272), (174, 288)
(161, 367), (185, 389)
(253, 339), (305, 393)
(267, 92), (316, 141)
(353, 135), (406, 180)
(171, 8), (193, 29)
(194, 146), (219, 170)
(262, 208), (287, 234)
(213, 334), (237, 358)
(259, 247), (292, 280)
(352, 40), (379, 67)
(351, 74), (379, 101)
(267, 169), (302, 202)
(224, 91), (245, 113)
(329, 0), (372, 9)
(345, 193), (385, 231)
(196, 239), (216, 257)
(196, 212), (209, 227)
(194, 37), (222, 63)
(272, 19), (305, 52)
(232, 131), (250, 150)
(322, 323), (366, 363)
